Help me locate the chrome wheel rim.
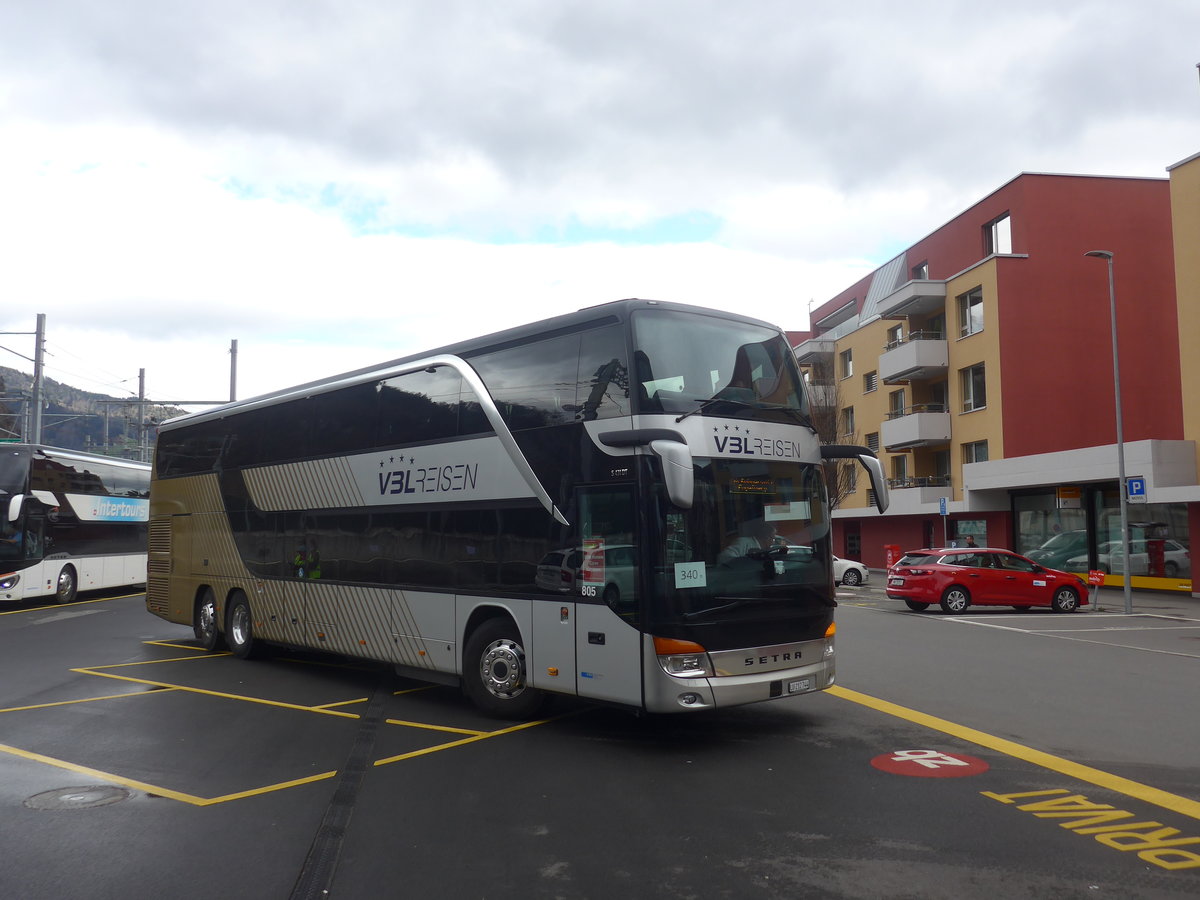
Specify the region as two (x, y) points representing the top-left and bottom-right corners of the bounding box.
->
(230, 604), (250, 647)
(479, 638), (526, 699)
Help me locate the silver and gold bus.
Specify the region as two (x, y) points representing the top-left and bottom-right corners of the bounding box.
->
(1, 444), (149, 603)
(147, 299), (887, 717)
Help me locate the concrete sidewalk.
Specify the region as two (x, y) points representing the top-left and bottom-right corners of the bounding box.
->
(1086, 585), (1199, 617)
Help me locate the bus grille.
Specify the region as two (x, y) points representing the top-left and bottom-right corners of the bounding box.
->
(148, 519), (172, 555)
(146, 574), (169, 616)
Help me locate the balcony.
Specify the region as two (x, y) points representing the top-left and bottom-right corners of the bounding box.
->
(884, 475), (953, 513)
(879, 332), (948, 384)
(877, 280), (947, 319)
(793, 336), (836, 366)
(881, 404), (951, 451)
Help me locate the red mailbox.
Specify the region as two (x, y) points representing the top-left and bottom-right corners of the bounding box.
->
(885, 544), (902, 568)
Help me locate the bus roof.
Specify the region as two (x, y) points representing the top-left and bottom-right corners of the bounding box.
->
(160, 298), (787, 431)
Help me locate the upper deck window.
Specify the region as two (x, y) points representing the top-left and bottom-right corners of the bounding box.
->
(632, 310), (808, 420)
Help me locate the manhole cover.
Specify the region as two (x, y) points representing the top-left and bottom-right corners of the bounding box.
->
(25, 786), (132, 810)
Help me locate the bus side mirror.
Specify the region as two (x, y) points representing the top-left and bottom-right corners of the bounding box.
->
(650, 439), (694, 510)
(7, 495), (22, 523)
(820, 444), (890, 514)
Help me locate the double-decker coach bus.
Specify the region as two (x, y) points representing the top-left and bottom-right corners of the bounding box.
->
(1, 444), (150, 604)
(147, 299), (887, 717)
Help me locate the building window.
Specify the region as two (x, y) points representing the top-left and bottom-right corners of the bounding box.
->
(957, 287), (984, 338)
(863, 371), (878, 393)
(963, 440), (989, 464)
(891, 455), (908, 484)
(934, 449), (951, 480)
(839, 348), (853, 379)
(984, 213), (1012, 255)
(866, 432), (880, 453)
(912, 260), (929, 280)
(842, 406), (855, 438)
(845, 463), (858, 492)
(888, 389), (906, 419)
(885, 323), (904, 349)
(961, 363), (986, 412)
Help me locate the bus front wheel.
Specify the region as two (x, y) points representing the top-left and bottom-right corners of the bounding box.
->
(225, 592), (258, 659)
(463, 618), (547, 720)
(54, 565), (78, 604)
(194, 589), (224, 651)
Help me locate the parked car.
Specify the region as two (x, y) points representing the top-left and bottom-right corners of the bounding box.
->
(1065, 539), (1190, 577)
(886, 547), (1088, 614)
(535, 544), (637, 606)
(833, 555), (869, 586)
(1025, 530), (1089, 570)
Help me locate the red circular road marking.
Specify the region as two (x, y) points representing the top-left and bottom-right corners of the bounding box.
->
(871, 749), (990, 778)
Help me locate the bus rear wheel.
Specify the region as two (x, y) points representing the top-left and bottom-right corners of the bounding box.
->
(54, 565), (78, 604)
(194, 589), (224, 651)
(463, 618), (547, 719)
(225, 592), (258, 659)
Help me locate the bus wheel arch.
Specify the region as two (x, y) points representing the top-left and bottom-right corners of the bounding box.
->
(462, 613), (546, 719)
(193, 587), (225, 651)
(225, 590), (259, 659)
(54, 565), (78, 604)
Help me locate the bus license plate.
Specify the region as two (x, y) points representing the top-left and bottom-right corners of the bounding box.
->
(787, 678), (813, 694)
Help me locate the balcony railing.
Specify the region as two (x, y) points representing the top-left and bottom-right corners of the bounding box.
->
(880, 405), (951, 451)
(886, 402), (948, 420)
(880, 333), (949, 384)
(887, 475), (952, 489)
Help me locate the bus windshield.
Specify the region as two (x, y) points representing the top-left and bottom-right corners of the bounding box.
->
(649, 456), (831, 632)
(631, 309), (809, 420)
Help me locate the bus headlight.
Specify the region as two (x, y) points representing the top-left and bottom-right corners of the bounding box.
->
(653, 636), (713, 678)
(0, 573), (19, 591)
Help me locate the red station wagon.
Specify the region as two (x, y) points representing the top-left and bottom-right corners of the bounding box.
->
(886, 547), (1089, 614)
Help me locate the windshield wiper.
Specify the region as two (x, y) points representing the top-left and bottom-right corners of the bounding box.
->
(675, 396), (755, 424)
(682, 599), (761, 621)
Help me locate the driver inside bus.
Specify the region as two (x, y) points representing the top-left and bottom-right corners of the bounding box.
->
(0, 519), (34, 557)
(718, 519), (778, 564)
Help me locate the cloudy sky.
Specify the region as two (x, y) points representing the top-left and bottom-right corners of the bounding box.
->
(1, 0), (1198, 410)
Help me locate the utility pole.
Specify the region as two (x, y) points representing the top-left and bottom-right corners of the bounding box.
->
(230, 339), (238, 402)
(30, 314), (46, 444)
(138, 368), (148, 462)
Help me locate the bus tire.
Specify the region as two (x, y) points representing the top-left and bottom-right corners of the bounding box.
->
(194, 589), (224, 651)
(225, 591), (258, 659)
(463, 618), (547, 720)
(54, 565), (78, 604)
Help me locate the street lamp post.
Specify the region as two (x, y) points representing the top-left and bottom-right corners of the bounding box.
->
(1085, 250), (1133, 615)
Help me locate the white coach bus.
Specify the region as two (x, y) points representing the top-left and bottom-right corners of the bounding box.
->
(146, 299), (887, 717)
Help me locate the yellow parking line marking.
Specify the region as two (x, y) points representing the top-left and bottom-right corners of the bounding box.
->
(315, 698), (370, 710)
(144, 639), (211, 651)
(830, 685), (1200, 821)
(74, 667), (361, 719)
(81, 654), (230, 669)
(373, 717), (555, 766)
(0, 741), (337, 806)
(383, 718), (488, 736)
(0, 688), (179, 714)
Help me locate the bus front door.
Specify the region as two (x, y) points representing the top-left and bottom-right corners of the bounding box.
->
(572, 486), (643, 707)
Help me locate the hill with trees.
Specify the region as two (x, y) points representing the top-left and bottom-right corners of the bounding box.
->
(0, 366), (187, 459)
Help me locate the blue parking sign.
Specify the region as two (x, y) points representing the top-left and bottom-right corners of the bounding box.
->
(939, 496), (947, 516)
(1126, 476), (1147, 503)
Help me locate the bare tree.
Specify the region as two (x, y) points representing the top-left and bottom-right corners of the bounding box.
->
(804, 356), (859, 510)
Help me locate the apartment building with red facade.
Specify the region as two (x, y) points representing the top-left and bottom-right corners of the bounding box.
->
(793, 162), (1199, 595)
